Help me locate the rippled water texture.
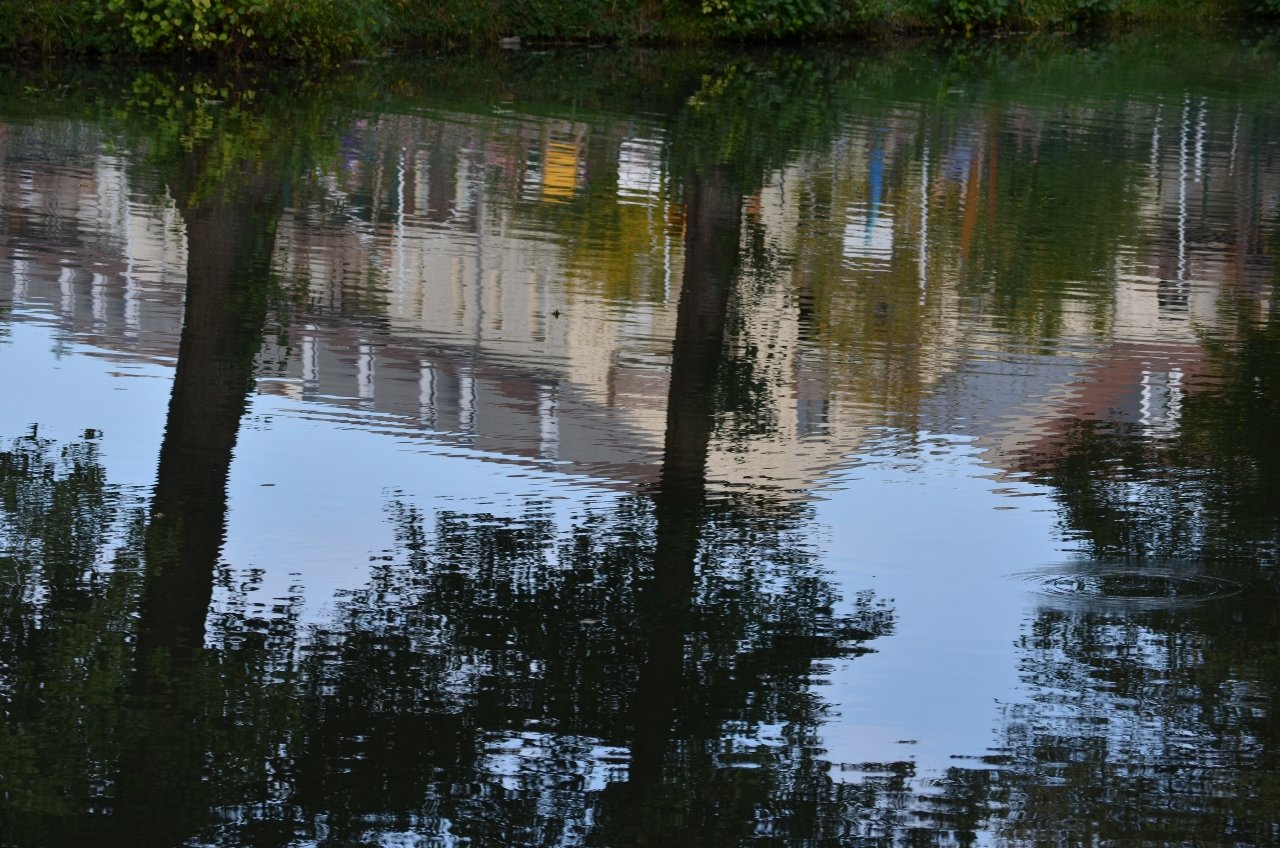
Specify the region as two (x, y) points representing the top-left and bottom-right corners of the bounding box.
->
(1, 34), (1279, 846)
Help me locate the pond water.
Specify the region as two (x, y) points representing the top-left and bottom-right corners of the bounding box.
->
(1, 32), (1279, 846)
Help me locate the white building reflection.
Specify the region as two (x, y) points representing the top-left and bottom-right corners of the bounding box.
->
(1, 96), (1276, 498)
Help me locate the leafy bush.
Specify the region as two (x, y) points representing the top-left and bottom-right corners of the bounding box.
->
(1066, 0), (1126, 23)
(929, 0), (1014, 28)
(384, 0), (504, 46)
(259, 0), (389, 60)
(99, 0), (387, 62)
(4, 0), (1275, 56)
(694, 0), (854, 37)
(0, 0), (123, 53)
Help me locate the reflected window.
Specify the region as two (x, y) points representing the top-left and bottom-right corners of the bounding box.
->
(797, 396), (830, 438)
(1139, 367), (1184, 437)
(1158, 278), (1189, 313)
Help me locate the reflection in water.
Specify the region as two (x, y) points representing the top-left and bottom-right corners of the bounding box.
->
(995, 593), (1280, 845)
(0, 35), (1279, 846)
(121, 160), (287, 845)
(1014, 562), (1243, 609)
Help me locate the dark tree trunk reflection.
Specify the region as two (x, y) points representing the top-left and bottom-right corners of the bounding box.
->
(138, 170), (282, 658)
(114, 166), (283, 846)
(629, 168), (743, 797)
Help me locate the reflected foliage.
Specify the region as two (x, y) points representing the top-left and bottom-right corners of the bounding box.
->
(0, 431), (138, 845)
(1022, 306), (1280, 566)
(992, 594), (1280, 847)
(0, 434), (896, 846)
(0, 429), (117, 604)
(995, 323), (1280, 837)
(268, 497), (893, 846)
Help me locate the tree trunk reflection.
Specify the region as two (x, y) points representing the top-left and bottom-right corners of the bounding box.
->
(629, 167), (743, 803)
(114, 166), (283, 846)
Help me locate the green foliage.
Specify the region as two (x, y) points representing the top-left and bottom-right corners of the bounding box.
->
(695, 0), (852, 37)
(109, 68), (361, 236)
(2, 0), (391, 60)
(384, 0), (657, 46)
(506, 0), (641, 39)
(384, 0), (504, 45)
(0, 429), (115, 592)
(930, 0), (1014, 28)
(263, 0), (389, 61)
(1067, 0), (1127, 24)
(668, 54), (854, 182)
(0, 0), (120, 54)
(4, 0), (1279, 56)
(97, 0), (386, 62)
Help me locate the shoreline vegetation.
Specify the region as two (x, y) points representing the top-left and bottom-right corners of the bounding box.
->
(0, 0), (1277, 63)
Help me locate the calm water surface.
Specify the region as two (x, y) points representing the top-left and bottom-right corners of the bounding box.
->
(1, 34), (1279, 846)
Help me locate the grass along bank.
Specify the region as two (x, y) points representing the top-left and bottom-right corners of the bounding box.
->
(1, 0), (1277, 61)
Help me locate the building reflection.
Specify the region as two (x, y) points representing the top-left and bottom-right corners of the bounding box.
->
(6, 90), (1275, 497)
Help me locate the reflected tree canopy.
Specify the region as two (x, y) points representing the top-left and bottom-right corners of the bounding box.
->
(1021, 304), (1280, 567)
